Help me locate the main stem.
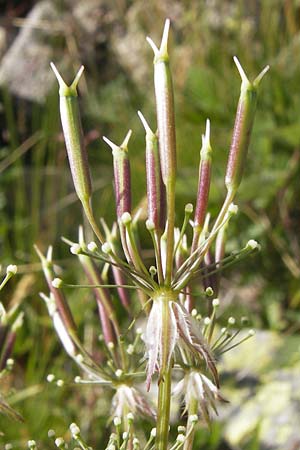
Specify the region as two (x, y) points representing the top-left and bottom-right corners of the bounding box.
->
(156, 366), (172, 450)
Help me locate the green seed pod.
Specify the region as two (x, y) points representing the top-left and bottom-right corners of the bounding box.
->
(225, 57), (269, 194)
(51, 63), (92, 206)
(147, 19), (176, 187)
(147, 19), (176, 285)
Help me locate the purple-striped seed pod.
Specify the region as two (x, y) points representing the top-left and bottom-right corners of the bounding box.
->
(225, 57), (269, 194)
(194, 119), (212, 233)
(50, 63), (92, 206)
(35, 245), (77, 333)
(138, 111), (166, 232)
(103, 130), (132, 220)
(147, 19), (176, 188)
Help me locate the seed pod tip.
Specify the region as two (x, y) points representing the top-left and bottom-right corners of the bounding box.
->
(253, 64), (270, 87)
(233, 56), (250, 87)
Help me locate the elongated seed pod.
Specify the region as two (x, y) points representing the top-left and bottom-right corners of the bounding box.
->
(147, 20), (176, 187)
(147, 19), (176, 285)
(51, 63), (92, 206)
(225, 58), (269, 194)
(103, 131), (132, 220)
(138, 111), (166, 232)
(194, 119), (212, 232)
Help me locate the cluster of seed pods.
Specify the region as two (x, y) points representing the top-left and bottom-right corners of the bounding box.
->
(39, 19), (268, 450)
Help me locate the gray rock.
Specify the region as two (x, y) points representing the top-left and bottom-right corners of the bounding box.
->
(0, 1), (60, 102)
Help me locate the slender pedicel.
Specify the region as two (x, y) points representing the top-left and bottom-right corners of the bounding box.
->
(34, 245), (77, 333)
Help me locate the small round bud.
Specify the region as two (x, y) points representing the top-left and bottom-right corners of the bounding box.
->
(48, 429), (56, 438)
(248, 329), (255, 336)
(246, 239), (260, 250)
(5, 444), (13, 450)
(28, 440), (36, 449)
(127, 412), (134, 422)
(191, 308), (197, 317)
(75, 354), (84, 363)
(47, 374), (55, 383)
(150, 428), (157, 437)
(6, 358), (14, 369)
(55, 438), (64, 448)
(70, 244), (82, 255)
(127, 344), (134, 355)
(52, 278), (63, 289)
(221, 327), (227, 334)
(102, 242), (112, 254)
(176, 434), (185, 443)
(136, 327), (143, 335)
(74, 376), (81, 383)
(115, 369), (123, 378)
(189, 414), (198, 423)
(204, 317), (211, 325)
(121, 212), (132, 225)
(146, 219), (155, 231)
(122, 432), (128, 440)
(228, 317), (236, 325)
(212, 298), (220, 308)
(108, 341), (115, 350)
(196, 314), (202, 321)
(205, 286), (214, 296)
(185, 203), (193, 214)
(132, 438), (139, 445)
(149, 266), (157, 276)
(177, 426), (186, 433)
(6, 264), (17, 276)
(70, 423), (80, 436)
(56, 379), (64, 387)
(113, 417), (122, 427)
(87, 241), (98, 252)
(228, 203), (238, 215)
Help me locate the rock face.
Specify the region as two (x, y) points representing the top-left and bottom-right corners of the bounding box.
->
(0, 1), (60, 102)
(0, 0), (109, 103)
(220, 331), (300, 450)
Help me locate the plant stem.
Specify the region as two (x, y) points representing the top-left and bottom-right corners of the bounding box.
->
(183, 398), (198, 450)
(156, 366), (172, 450)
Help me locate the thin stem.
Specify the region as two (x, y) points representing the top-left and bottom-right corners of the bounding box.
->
(174, 190), (234, 291)
(183, 398), (198, 450)
(156, 366), (172, 450)
(83, 201), (105, 244)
